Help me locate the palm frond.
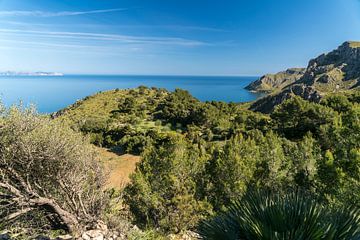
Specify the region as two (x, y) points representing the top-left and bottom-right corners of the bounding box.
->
(197, 190), (360, 240)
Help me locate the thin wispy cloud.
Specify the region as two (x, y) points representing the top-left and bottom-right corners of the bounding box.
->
(0, 38), (151, 58)
(0, 38), (95, 49)
(0, 8), (127, 17)
(0, 28), (207, 46)
(151, 25), (229, 32)
(0, 20), (228, 33)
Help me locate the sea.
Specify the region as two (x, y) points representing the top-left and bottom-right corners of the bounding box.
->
(0, 75), (262, 113)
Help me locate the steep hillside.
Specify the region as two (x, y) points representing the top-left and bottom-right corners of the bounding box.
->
(250, 41), (360, 113)
(245, 68), (305, 92)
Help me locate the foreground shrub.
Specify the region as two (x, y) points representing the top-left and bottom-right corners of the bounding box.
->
(197, 190), (360, 240)
(0, 106), (107, 235)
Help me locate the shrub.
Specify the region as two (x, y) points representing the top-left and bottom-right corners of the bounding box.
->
(271, 96), (337, 139)
(197, 190), (360, 240)
(124, 133), (212, 233)
(0, 106), (107, 235)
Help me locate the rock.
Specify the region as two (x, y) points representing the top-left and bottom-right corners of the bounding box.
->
(131, 225), (139, 232)
(250, 41), (360, 113)
(184, 231), (200, 240)
(0, 233), (11, 240)
(81, 230), (104, 240)
(250, 84), (322, 113)
(299, 41), (360, 87)
(55, 234), (73, 240)
(167, 231), (200, 240)
(116, 233), (126, 240)
(110, 232), (119, 240)
(245, 68), (305, 92)
(95, 221), (108, 234)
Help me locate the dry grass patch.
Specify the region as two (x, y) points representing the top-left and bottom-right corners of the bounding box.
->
(96, 147), (140, 189)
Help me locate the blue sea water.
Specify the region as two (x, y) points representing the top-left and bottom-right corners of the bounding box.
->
(0, 75), (262, 113)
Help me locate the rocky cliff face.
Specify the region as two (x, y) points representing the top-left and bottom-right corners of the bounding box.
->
(250, 41), (360, 113)
(299, 41), (360, 88)
(245, 68), (305, 92)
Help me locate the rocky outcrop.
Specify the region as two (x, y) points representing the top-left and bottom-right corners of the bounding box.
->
(299, 41), (360, 88)
(250, 41), (360, 113)
(245, 68), (305, 92)
(250, 85), (322, 114)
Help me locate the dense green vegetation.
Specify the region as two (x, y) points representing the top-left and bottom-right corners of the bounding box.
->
(57, 87), (268, 151)
(1, 86), (359, 239)
(52, 87), (360, 238)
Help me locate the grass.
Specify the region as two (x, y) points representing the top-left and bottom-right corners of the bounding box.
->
(347, 41), (360, 48)
(96, 146), (140, 189)
(55, 89), (131, 125)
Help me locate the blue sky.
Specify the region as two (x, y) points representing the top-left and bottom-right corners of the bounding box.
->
(0, 0), (360, 75)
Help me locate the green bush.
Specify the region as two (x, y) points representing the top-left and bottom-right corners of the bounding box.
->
(124, 132), (213, 233)
(271, 96), (337, 139)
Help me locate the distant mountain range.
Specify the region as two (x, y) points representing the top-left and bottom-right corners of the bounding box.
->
(247, 41), (360, 113)
(0, 71), (63, 76)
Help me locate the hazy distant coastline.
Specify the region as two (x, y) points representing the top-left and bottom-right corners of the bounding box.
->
(0, 71), (64, 76)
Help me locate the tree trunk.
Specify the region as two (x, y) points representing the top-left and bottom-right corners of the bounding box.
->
(30, 197), (80, 234)
(1, 182), (81, 234)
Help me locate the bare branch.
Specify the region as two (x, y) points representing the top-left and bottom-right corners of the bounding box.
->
(0, 106), (107, 235)
(4, 207), (33, 222)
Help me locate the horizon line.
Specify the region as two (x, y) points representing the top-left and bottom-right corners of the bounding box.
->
(0, 71), (260, 77)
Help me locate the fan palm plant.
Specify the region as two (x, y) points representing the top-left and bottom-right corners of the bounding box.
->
(197, 191), (360, 240)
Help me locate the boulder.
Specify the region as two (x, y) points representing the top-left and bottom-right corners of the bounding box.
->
(81, 230), (104, 240)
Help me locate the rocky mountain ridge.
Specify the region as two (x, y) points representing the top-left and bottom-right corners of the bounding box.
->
(245, 68), (305, 92)
(250, 41), (360, 113)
